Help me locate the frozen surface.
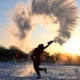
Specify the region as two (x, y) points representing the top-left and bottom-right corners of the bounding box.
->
(0, 62), (80, 80)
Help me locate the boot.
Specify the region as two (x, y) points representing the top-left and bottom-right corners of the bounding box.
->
(44, 68), (47, 74)
(36, 75), (41, 79)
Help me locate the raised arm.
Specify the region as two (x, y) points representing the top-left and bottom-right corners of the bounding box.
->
(43, 40), (54, 50)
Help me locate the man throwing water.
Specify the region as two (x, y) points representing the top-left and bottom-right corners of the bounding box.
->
(30, 40), (56, 79)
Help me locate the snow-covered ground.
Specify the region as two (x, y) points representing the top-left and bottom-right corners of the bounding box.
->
(0, 62), (80, 80)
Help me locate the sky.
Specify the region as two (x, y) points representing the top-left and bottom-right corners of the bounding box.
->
(0, 0), (80, 55)
(0, 0), (27, 25)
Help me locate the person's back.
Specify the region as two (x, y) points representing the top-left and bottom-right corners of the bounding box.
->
(30, 40), (55, 79)
(31, 47), (44, 61)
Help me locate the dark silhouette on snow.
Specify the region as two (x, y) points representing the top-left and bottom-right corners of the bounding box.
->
(30, 40), (56, 79)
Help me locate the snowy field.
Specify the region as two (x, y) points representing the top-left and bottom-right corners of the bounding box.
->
(0, 62), (80, 80)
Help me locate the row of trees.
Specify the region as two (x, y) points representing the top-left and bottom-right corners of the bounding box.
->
(29, 49), (80, 65)
(41, 52), (80, 66)
(0, 45), (28, 61)
(0, 44), (80, 66)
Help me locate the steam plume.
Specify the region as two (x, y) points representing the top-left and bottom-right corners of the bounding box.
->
(11, 3), (32, 40)
(32, 0), (78, 45)
(10, 0), (78, 45)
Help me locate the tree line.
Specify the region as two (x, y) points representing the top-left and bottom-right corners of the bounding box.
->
(29, 49), (80, 66)
(0, 44), (80, 66)
(0, 45), (28, 61)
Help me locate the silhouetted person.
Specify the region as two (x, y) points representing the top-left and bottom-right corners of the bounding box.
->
(30, 40), (55, 79)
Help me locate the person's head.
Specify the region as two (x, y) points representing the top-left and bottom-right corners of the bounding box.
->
(38, 44), (44, 49)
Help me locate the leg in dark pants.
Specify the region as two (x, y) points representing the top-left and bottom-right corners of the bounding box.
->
(33, 61), (47, 78)
(33, 61), (41, 77)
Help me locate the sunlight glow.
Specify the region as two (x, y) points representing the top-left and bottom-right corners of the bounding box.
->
(64, 38), (80, 55)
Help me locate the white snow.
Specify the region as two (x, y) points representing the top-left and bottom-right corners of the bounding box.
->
(0, 62), (80, 80)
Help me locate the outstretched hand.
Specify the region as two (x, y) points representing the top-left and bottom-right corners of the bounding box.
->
(48, 38), (57, 45)
(44, 40), (54, 49)
(48, 40), (53, 45)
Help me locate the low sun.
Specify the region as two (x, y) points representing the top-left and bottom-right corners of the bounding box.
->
(64, 38), (80, 55)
